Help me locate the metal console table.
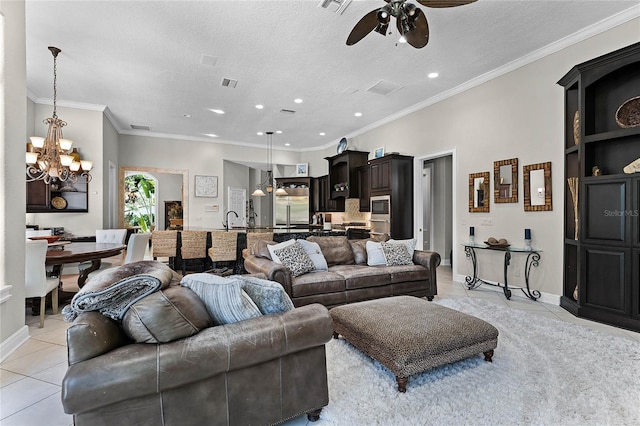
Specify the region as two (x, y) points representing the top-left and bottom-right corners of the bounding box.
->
(463, 243), (542, 301)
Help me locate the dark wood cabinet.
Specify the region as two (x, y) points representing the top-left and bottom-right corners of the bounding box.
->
(313, 175), (344, 213)
(26, 176), (89, 213)
(370, 158), (391, 194)
(559, 41), (640, 331)
(358, 165), (370, 212)
(325, 150), (369, 201)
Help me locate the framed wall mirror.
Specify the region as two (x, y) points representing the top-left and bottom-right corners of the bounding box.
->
(494, 158), (518, 203)
(523, 162), (552, 211)
(469, 171), (490, 213)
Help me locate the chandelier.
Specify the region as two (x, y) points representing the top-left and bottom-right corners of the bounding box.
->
(251, 132), (287, 197)
(26, 46), (92, 184)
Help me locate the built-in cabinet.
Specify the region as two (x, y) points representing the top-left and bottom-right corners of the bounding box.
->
(26, 177), (89, 213)
(312, 175), (344, 213)
(362, 154), (414, 239)
(357, 165), (370, 212)
(559, 42), (640, 331)
(325, 150), (369, 201)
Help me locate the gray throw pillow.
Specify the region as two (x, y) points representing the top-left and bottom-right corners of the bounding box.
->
(180, 273), (262, 325)
(274, 241), (316, 277)
(234, 275), (295, 315)
(381, 242), (414, 266)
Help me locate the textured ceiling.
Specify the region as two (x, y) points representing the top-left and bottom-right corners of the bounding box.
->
(25, 0), (639, 151)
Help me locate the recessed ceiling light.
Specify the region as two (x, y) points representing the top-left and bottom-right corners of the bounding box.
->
(294, 98), (303, 104)
(428, 72), (439, 79)
(257, 132), (264, 136)
(276, 130), (283, 134)
(319, 132), (326, 136)
(354, 112), (362, 117)
(285, 143), (291, 147)
(255, 104), (264, 109)
(183, 114), (191, 118)
(398, 36), (407, 44)
(209, 108), (225, 114)
(204, 133), (218, 138)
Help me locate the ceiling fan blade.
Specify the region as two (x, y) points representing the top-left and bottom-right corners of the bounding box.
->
(404, 9), (429, 49)
(346, 9), (380, 46)
(417, 0), (476, 8)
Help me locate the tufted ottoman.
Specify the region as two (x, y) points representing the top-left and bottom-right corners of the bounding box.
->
(330, 296), (499, 392)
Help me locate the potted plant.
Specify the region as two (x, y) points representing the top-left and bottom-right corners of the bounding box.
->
(124, 174), (156, 232)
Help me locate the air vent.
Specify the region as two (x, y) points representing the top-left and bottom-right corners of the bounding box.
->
(280, 109), (296, 115)
(130, 124), (151, 131)
(221, 78), (238, 88)
(343, 87), (358, 94)
(366, 80), (402, 96)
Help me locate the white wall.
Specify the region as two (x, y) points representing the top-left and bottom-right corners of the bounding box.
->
(102, 114), (119, 228)
(118, 134), (300, 230)
(308, 19), (640, 299)
(1, 0), (29, 359)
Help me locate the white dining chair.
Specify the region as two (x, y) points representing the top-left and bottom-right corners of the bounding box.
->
(26, 229), (52, 239)
(79, 228), (128, 277)
(25, 240), (60, 328)
(123, 233), (151, 264)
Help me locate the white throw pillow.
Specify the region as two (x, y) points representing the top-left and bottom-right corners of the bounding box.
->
(366, 241), (387, 266)
(297, 239), (329, 271)
(388, 238), (417, 258)
(267, 239), (296, 264)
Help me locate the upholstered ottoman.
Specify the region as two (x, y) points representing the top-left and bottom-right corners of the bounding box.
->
(330, 296), (498, 392)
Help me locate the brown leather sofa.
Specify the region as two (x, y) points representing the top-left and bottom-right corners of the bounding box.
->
(61, 302), (334, 425)
(243, 236), (440, 308)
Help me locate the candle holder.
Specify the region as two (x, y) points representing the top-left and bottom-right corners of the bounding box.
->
(469, 227), (475, 244)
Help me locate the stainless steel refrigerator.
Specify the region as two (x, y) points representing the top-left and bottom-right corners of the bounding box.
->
(275, 188), (309, 227)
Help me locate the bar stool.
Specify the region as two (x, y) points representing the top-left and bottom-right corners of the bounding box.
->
(152, 230), (178, 269)
(180, 230), (209, 275)
(208, 231), (239, 272)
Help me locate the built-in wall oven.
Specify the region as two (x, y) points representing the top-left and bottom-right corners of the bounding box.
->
(370, 195), (391, 237)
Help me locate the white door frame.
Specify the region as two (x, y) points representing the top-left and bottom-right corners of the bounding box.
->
(414, 148), (457, 275)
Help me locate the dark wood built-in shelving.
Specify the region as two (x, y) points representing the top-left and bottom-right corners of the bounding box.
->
(558, 41), (640, 332)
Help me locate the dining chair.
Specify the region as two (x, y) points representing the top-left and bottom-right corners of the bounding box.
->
(208, 231), (239, 273)
(26, 229), (52, 239)
(123, 233), (151, 264)
(152, 230), (179, 269)
(180, 230), (209, 275)
(25, 240), (60, 328)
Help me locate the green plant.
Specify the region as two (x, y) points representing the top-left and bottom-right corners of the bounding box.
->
(124, 174), (156, 232)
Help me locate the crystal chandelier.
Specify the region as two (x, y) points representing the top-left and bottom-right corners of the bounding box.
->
(26, 46), (92, 184)
(252, 132), (287, 197)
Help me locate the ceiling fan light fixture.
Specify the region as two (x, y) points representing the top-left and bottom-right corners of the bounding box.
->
(374, 22), (389, 35)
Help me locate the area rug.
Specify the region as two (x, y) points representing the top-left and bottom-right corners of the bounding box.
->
(319, 298), (640, 425)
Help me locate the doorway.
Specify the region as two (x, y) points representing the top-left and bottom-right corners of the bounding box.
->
(118, 166), (189, 230)
(416, 151), (454, 267)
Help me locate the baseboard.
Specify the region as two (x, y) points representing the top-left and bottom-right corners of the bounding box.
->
(453, 273), (561, 306)
(0, 325), (30, 363)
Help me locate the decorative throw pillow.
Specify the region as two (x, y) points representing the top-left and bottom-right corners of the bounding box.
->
(388, 238), (417, 258)
(350, 239), (368, 265)
(381, 242), (414, 266)
(274, 241), (316, 277)
(180, 273), (262, 325)
(297, 239), (328, 271)
(267, 239), (296, 263)
(235, 275), (295, 314)
(122, 285), (212, 343)
(366, 240), (387, 266)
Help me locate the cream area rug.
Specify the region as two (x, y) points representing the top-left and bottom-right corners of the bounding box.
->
(319, 298), (640, 425)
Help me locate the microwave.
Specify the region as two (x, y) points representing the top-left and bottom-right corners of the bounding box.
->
(370, 195), (390, 216)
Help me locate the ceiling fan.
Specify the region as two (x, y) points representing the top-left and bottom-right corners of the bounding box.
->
(346, 0), (476, 49)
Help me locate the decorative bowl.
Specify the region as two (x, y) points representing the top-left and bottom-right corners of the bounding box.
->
(29, 235), (62, 244)
(615, 96), (640, 129)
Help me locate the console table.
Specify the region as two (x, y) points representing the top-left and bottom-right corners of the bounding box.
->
(463, 243), (542, 301)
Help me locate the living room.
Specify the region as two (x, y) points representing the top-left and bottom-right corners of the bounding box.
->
(2, 1), (640, 424)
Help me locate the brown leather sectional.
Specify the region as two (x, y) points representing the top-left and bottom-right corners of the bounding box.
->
(243, 236), (440, 308)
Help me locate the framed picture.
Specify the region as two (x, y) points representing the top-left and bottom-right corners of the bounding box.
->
(194, 175), (218, 197)
(296, 163), (308, 177)
(374, 147), (385, 158)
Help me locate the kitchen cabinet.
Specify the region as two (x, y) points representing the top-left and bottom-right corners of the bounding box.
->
(325, 150), (369, 200)
(313, 175), (344, 213)
(558, 41), (640, 331)
(26, 176), (89, 213)
(358, 165), (370, 212)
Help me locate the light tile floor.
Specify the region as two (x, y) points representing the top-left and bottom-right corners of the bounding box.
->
(2, 266), (639, 425)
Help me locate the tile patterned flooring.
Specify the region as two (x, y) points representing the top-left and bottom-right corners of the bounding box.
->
(1, 266), (639, 425)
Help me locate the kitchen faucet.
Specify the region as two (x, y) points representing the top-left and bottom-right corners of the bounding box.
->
(224, 210), (239, 231)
